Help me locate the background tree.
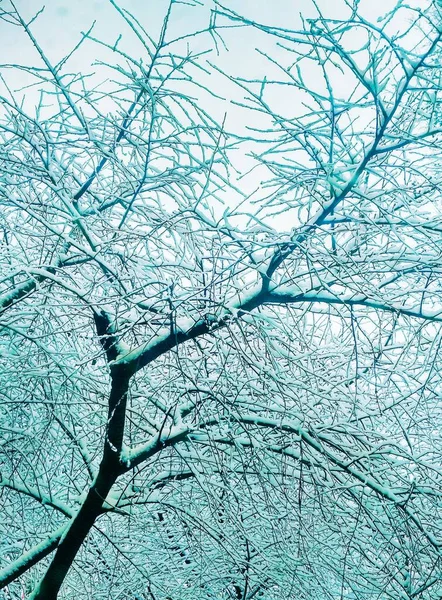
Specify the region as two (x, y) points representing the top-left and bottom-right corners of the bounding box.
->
(2, 0), (442, 598)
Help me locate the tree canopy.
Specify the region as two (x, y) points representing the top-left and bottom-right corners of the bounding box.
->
(2, 0), (442, 598)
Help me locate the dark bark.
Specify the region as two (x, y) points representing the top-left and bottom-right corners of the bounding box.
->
(30, 466), (117, 600)
(30, 367), (132, 599)
(106, 366), (131, 455)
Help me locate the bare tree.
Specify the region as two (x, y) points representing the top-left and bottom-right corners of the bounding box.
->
(2, 0), (442, 598)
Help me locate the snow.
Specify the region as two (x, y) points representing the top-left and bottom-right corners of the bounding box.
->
(121, 424), (190, 468)
(0, 525), (65, 587)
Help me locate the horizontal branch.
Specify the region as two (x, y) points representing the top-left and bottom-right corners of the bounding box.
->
(121, 424), (190, 471)
(267, 289), (442, 322)
(113, 281), (442, 376)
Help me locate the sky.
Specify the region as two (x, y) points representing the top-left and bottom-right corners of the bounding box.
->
(1, 0), (412, 128)
(0, 0), (422, 223)
(2, 0), (402, 100)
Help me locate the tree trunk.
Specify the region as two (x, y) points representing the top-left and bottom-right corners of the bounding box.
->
(29, 465), (117, 600)
(29, 369), (131, 599)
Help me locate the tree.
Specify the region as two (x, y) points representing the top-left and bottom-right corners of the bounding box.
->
(2, 0), (442, 598)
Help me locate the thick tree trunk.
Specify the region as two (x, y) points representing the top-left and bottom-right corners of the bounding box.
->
(29, 465), (117, 600)
(29, 368), (131, 599)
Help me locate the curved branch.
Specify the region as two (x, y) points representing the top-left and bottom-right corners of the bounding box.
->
(0, 525), (66, 589)
(267, 289), (442, 323)
(0, 477), (73, 517)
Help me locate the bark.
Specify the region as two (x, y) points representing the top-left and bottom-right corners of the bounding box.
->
(29, 367), (131, 599)
(29, 466), (117, 600)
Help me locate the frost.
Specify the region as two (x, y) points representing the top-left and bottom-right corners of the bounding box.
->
(2, 2), (442, 598)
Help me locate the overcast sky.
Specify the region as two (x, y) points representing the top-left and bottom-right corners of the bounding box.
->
(3, 0), (401, 90)
(0, 0), (416, 214)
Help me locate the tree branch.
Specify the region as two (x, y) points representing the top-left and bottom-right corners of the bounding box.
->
(0, 526), (66, 589)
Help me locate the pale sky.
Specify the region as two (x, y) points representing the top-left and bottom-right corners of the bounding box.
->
(3, 0), (401, 94)
(0, 0), (421, 218)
